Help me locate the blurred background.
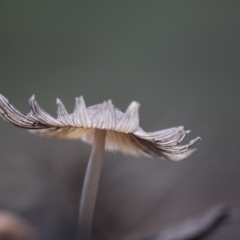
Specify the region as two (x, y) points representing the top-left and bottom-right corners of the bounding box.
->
(0, 1), (240, 239)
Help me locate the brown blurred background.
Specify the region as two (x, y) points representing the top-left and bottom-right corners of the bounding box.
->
(0, 1), (240, 239)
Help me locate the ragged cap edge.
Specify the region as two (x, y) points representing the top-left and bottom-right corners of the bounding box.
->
(115, 101), (140, 133)
(72, 96), (92, 128)
(91, 100), (117, 130)
(0, 94), (141, 133)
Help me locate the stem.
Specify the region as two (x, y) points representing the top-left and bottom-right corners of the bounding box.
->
(76, 129), (107, 240)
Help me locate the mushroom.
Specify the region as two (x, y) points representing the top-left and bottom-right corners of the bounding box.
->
(0, 94), (200, 240)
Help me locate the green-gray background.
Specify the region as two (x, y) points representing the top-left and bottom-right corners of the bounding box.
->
(0, 1), (240, 240)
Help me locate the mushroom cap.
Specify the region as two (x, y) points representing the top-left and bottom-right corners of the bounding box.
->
(0, 94), (200, 161)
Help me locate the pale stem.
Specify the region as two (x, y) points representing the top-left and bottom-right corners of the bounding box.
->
(76, 129), (107, 240)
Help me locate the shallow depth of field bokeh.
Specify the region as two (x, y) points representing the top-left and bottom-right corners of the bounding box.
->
(0, 2), (240, 240)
